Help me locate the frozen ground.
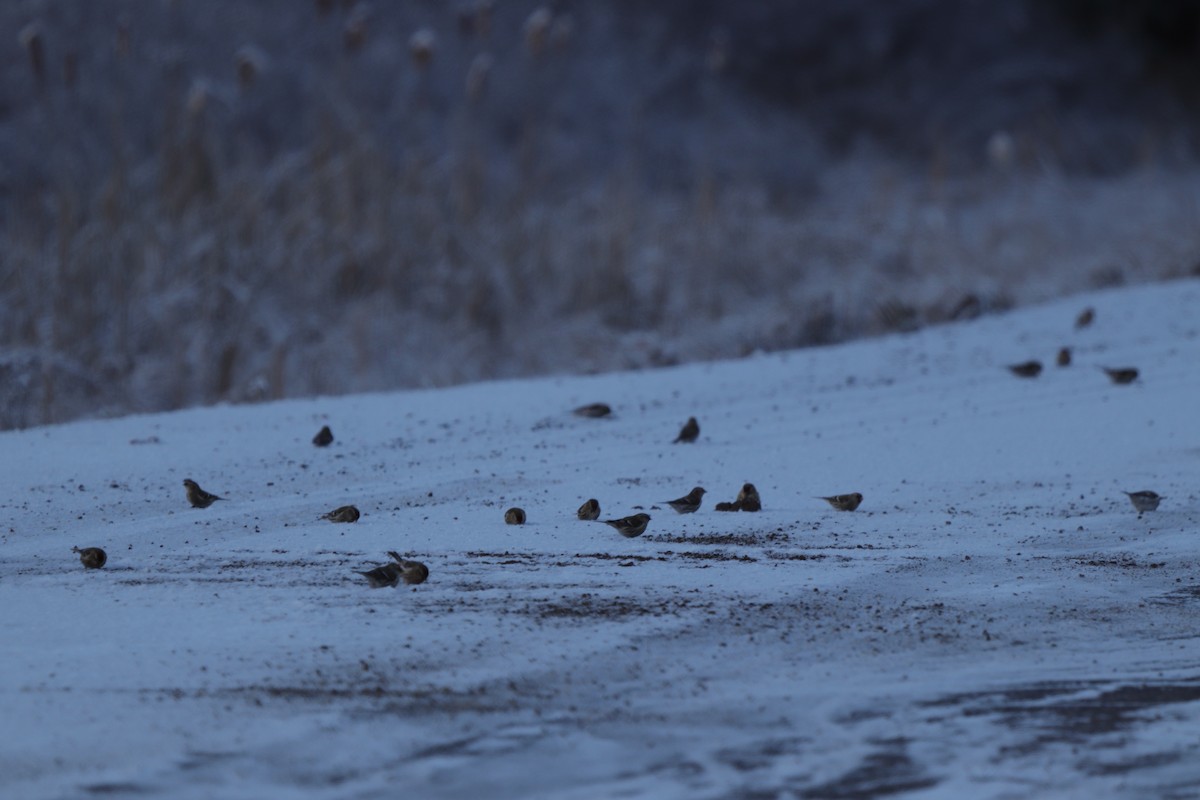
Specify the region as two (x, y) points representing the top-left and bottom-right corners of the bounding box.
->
(1, 279), (1199, 799)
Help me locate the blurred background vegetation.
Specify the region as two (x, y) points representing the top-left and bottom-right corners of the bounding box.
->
(3, 0), (1199, 428)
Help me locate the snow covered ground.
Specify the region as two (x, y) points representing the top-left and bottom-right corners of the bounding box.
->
(2, 279), (1199, 799)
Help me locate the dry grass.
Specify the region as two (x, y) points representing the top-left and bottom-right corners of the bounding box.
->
(2, 2), (1199, 428)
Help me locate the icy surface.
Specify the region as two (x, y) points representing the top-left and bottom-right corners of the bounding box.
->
(2, 281), (1199, 799)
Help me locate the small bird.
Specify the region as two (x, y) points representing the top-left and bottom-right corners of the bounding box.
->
(819, 493), (863, 511)
(1123, 490), (1163, 514)
(322, 505), (360, 523)
(1075, 307), (1095, 329)
(665, 486), (706, 514)
(577, 498), (601, 521)
(356, 553), (430, 587)
(183, 479), (222, 508)
(1007, 361), (1042, 378)
(312, 425), (334, 447)
(1056, 347), (1071, 367)
(714, 501), (741, 512)
(602, 513), (651, 538)
(574, 402), (612, 418)
(72, 546), (107, 569)
(1101, 367), (1138, 385)
(505, 507), (527, 525)
(673, 416), (700, 443)
(386, 551), (430, 585)
(737, 483), (762, 512)
(355, 562), (402, 588)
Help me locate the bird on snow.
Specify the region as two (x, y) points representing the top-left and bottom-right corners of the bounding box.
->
(1123, 490), (1163, 514)
(504, 507), (527, 525)
(573, 402), (612, 418)
(355, 562), (402, 588)
(312, 425), (334, 447)
(322, 505), (360, 523)
(665, 487), (706, 514)
(1075, 307), (1095, 329)
(602, 513), (651, 538)
(737, 482), (762, 512)
(1100, 367), (1138, 385)
(1056, 347), (1071, 367)
(1007, 361), (1042, 378)
(818, 493), (863, 512)
(673, 416), (700, 443)
(577, 498), (601, 521)
(72, 546), (107, 569)
(356, 552), (429, 587)
(387, 551), (430, 585)
(714, 501), (740, 512)
(183, 479), (222, 508)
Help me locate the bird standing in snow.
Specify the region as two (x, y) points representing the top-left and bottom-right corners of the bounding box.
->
(356, 552), (429, 587)
(673, 416), (700, 443)
(737, 483), (762, 512)
(505, 507), (527, 525)
(1056, 347), (1071, 367)
(1123, 490), (1163, 514)
(602, 513), (651, 538)
(577, 498), (601, 520)
(819, 493), (863, 511)
(573, 402), (612, 418)
(665, 487), (706, 514)
(1101, 367), (1138, 385)
(72, 546), (107, 569)
(355, 562), (402, 588)
(1075, 307), (1095, 329)
(387, 551), (430, 585)
(183, 479), (222, 508)
(312, 425), (334, 446)
(322, 505), (360, 523)
(1007, 361), (1042, 378)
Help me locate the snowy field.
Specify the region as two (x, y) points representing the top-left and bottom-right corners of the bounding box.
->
(2, 279), (1199, 799)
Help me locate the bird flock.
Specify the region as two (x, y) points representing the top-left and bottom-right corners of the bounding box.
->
(69, 305), (1164, 578)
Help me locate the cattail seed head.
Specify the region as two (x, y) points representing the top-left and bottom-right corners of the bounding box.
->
(523, 7), (552, 57)
(550, 15), (574, 52)
(19, 22), (46, 84)
(186, 79), (211, 118)
(343, 6), (370, 53)
(235, 45), (264, 89)
(409, 28), (436, 69)
(465, 52), (493, 102)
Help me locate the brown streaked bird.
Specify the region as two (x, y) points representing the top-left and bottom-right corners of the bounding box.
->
(386, 551), (430, 585)
(673, 416), (700, 444)
(1075, 307), (1095, 329)
(714, 501), (741, 512)
(577, 498), (601, 521)
(1123, 490), (1163, 514)
(602, 513), (651, 538)
(355, 562), (402, 588)
(72, 546), (107, 569)
(504, 507), (527, 525)
(322, 505), (360, 523)
(819, 493), (863, 512)
(1007, 361), (1042, 378)
(312, 425), (334, 447)
(573, 402), (612, 418)
(665, 486), (706, 514)
(737, 482), (762, 512)
(183, 479), (222, 508)
(1101, 367), (1138, 385)
(1056, 347), (1071, 367)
